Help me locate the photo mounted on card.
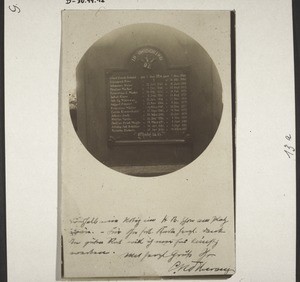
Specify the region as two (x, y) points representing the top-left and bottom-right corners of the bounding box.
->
(59, 10), (235, 278)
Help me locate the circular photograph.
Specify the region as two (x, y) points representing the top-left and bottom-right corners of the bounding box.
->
(69, 23), (223, 177)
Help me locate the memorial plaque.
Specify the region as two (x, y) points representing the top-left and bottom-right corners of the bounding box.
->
(72, 22), (224, 174)
(107, 47), (190, 145)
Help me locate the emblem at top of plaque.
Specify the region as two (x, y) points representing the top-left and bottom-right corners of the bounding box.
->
(129, 46), (167, 72)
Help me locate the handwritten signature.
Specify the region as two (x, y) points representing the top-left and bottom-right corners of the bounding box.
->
(168, 260), (233, 275)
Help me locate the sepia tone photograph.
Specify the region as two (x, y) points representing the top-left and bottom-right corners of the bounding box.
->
(4, 0), (297, 281)
(60, 10), (235, 278)
(69, 22), (224, 177)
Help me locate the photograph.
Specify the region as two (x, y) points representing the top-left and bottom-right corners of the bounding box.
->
(59, 10), (236, 278)
(70, 22), (224, 176)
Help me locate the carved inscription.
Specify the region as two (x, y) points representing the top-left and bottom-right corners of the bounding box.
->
(107, 69), (189, 144)
(109, 74), (140, 135)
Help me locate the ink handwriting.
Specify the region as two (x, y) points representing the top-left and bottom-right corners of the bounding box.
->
(65, 214), (234, 275)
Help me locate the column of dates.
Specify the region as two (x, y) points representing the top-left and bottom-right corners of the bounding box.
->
(141, 74), (166, 138)
(168, 72), (188, 134)
(179, 73), (188, 131)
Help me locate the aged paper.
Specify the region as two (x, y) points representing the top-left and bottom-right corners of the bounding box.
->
(59, 10), (235, 278)
(5, 0), (295, 281)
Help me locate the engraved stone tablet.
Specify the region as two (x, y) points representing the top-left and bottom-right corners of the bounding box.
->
(72, 23), (223, 176)
(107, 47), (190, 145)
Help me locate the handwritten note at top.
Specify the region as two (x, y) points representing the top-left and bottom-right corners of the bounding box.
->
(64, 214), (234, 276)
